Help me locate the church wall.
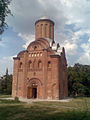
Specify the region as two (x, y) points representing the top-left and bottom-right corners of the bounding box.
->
(12, 49), (68, 99)
(59, 56), (64, 98)
(21, 50), (48, 99)
(46, 56), (52, 99)
(21, 52), (29, 98)
(51, 56), (60, 99)
(16, 57), (25, 98)
(61, 51), (68, 98)
(42, 50), (48, 99)
(12, 58), (19, 98)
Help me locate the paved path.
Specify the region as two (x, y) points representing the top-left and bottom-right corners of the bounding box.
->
(0, 97), (73, 103)
(20, 98), (73, 103)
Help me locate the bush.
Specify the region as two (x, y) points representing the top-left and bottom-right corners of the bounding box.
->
(14, 97), (19, 102)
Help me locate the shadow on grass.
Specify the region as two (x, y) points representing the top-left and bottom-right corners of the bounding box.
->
(0, 99), (20, 104)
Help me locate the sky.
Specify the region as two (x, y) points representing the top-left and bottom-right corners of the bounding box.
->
(0, 0), (90, 75)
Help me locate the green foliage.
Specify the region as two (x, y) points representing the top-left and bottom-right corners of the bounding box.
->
(0, 0), (11, 34)
(14, 97), (19, 102)
(0, 95), (11, 98)
(68, 63), (90, 97)
(0, 69), (12, 95)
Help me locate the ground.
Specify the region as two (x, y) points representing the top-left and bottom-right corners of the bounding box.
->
(0, 95), (90, 120)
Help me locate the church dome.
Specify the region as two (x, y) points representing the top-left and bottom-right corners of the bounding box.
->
(35, 17), (54, 25)
(40, 16), (49, 20)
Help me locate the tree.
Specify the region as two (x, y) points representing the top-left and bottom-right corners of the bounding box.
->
(0, 68), (12, 95)
(4, 68), (12, 94)
(68, 63), (90, 97)
(0, 0), (11, 34)
(6, 74), (12, 94)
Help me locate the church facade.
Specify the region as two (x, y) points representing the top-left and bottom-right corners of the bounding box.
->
(12, 17), (68, 100)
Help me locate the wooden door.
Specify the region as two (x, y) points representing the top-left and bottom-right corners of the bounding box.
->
(27, 87), (32, 98)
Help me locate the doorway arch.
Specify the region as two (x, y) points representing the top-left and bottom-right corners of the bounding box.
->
(27, 78), (42, 99)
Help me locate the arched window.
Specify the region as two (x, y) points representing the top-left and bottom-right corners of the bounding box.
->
(34, 46), (37, 50)
(48, 61), (51, 68)
(41, 24), (43, 37)
(29, 54), (31, 57)
(31, 53), (34, 57)
(37, 53), (39, 57)
(40, 52), (42, 56)
(19, 62), (23, 69)
(38, 60), (42, 69)
(29, 61), (33, 69)
(45, 24), (47, 37)
(34, 53), (36, 57)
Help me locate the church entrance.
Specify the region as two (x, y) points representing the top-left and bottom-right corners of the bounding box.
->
(32, 88), (37, 98)
(27, 87), (37, 99)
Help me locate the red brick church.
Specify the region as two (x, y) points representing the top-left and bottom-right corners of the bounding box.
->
(12, 17), (68, 100)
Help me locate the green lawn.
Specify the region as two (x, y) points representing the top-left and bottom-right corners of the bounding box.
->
(0, 95), (11, 98)
(0, 97), (90, 120)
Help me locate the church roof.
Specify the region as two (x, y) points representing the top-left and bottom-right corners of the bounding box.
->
(17, 50), (26, 57)
(27, 38), (50, 51)
(35, 17), (54, 25)
(40, 16), (49, 19)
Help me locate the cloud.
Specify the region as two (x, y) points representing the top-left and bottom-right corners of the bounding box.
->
(7, 0), (90, 42)
(77, 53), (90, 65)
(63, 0), (90, 28)
(61, 40), (78, 55)
(0, 56), (15, 75)
(81, 42), (90, 53)
(18, 33), (35, 49)
(77, 38), (90, 64)
(0, 42), (5, 47)
(7, 0), (66, 34)
(5, 0), (90, 66)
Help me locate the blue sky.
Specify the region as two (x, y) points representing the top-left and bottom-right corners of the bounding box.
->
(0, 0), (90, 75)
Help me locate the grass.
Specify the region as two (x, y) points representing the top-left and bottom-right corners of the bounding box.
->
(0, 97), (90, 120)
(0, 95), (11, 98)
